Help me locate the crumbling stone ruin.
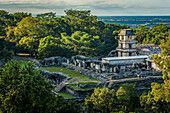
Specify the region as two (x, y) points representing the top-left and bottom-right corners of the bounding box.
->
(41, 56), (67, 66)
(39, 69), (71, 83)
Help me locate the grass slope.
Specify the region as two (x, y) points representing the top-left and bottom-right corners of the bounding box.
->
(58, 92), (74, 98)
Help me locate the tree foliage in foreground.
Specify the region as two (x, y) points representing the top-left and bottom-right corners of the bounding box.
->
(85, 84), (139, 113)
(116, 84), (139, 112)
(85, 88), (117, 113)
(0, 60), (82, 113)
(0, 60), (55, 112)
(140, 33), (170, 112)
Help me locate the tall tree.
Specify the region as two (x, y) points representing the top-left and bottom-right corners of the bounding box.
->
(38, 36), (71, 59)
(0, 60), (82, 112)
(85, 88), (117, 113)
(61, 31), (103, 57)
(135, 25), (149, 44)
(0, 60), (56, 112)
(14, 17), (39, 39)
(64, 9), (91, 17)
(116, 84), (139, 112)
(19, 36), (39, 56)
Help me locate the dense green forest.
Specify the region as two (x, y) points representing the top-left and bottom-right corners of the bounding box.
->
(0, 9), (169, 59)
(134, 25), (169, 44)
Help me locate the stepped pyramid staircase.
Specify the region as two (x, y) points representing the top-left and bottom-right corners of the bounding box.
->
(53, 78), (78, 93)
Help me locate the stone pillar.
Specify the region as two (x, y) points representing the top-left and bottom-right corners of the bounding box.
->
(82, 60), (85, 68)
(52, 59), (55, 65)
(120, 36), (123, 40)
(78, 62), (81, 67)
(45, 61), (47, 66)
(114, 67), (116, 72)
(118, 52), (121, 57)
(110, 67), (112, 73)
(90, 62), (94, 68)
(95, 64), (100, 70)
(132, 35), (134, 40)
(146, 61), (148, 66)
(83, 63), (87, 69)
(124, 36), (128, 40)
(74, 60), (77, 66)
(67, 59), (70, 64)
(102, 65), (106, 72)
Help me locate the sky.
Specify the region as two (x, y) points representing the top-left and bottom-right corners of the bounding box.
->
(0, 0), (170, 16)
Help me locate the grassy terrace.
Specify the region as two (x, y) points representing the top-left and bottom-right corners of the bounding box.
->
(40, 67), (101, 84)
(58, 92), (74, 98)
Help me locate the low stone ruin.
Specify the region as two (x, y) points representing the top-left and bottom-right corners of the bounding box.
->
(39, 69), (71, 84)
(40, 56), (67, 67)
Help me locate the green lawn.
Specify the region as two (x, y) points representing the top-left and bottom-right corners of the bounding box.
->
(57, 92), (74, 98)
(40, 67), (101, 83)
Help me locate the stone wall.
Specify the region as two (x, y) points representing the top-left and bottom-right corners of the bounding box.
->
(108, 76), (164, 96)
(110, 70), (162, 80)
(39, 69), (71, 83)
(79, 82), (105, 89)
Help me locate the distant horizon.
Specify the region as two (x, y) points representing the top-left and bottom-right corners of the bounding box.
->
(3, 11), (169, 16)
(3, 9), (170, 16)
(1, 10), (170, 17)
(30, 13), (170, 17)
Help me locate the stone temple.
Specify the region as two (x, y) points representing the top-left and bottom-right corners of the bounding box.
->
(117, 29), (136, 57)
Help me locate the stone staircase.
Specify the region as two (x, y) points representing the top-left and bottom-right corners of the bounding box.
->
(53, 78), (78, 93)
(54, 83), (66, 92)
